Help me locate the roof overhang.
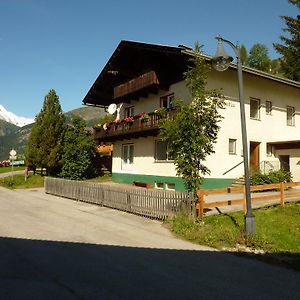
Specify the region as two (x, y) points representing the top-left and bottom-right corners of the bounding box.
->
(268, 140), (300, 149)
(83, 40), (300, 108)
(82, 40), (192, 107)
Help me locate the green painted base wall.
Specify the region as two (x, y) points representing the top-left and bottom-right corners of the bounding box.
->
(112, 172), (235, 192)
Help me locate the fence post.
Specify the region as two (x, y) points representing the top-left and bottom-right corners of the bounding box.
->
(280, 182), (285, 206)
(198, 192), (204, 221)
(127, 192), (131, 212)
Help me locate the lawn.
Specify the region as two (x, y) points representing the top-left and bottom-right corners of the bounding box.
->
(0, 173), (111, 189)
(0, 166), (25, 173)
(169, 202), (300, 270)
(84, 175), (112, 183)
(0, 173), (44, 189)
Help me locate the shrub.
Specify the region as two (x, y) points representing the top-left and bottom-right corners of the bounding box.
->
(251, 169), (292, 185)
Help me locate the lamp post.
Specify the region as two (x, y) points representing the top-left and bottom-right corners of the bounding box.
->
(212, 35), (256, 235)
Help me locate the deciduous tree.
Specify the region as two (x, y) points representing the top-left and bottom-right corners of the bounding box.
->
(159, 44), (225, 192)
(60, 116), (97, 180)
(248, 43), (271, 72)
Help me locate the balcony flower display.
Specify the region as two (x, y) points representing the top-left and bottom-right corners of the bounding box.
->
(154, 107), (167, 118)
(93, 123), (102, 130)
(113, 118), (121, 124)
(124, 116), (134, 124)
(139, 112), (150, 122)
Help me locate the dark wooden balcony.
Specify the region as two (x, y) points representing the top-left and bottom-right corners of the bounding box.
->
(93, 110), (176, 142)
(113, 70), (159, 101)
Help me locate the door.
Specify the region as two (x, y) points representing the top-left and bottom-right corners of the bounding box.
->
(279, 155), (290, 172)
(250, 141), (260, 173)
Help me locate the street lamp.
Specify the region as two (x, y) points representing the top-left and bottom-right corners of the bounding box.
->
(212, 35), (256, 235)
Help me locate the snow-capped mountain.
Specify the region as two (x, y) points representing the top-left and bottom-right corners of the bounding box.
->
(0, 104), (34, 127)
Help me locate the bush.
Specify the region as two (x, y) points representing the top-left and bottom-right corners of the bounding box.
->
(251, 169), (292, 185)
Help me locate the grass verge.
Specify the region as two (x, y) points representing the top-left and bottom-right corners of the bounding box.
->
(84, 175), (112, 183)
(168, 202), (300, 271)
(0, 174), (44, 189)
(0, 166), (25, 173)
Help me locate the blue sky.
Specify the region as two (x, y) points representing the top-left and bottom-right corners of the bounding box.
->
(0, 0), (297, 119)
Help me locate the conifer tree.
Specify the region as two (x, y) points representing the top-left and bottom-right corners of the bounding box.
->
(26, 89), (65, 175)
(274, 0), (300, 81)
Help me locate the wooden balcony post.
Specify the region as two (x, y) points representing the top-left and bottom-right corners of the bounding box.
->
(280, 182), (285, 206)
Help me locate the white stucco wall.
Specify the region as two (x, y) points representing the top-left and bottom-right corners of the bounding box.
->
(121, 81), (191, 118)
(112, 68), (300, 181)
(112, 137), (177, 177)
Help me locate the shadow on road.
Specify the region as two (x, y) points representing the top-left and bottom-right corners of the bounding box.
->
(0, 236), (299, 299)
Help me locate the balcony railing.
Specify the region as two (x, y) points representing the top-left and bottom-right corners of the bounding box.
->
(113, 70), (159, 100)
(93, 110), (176, 141)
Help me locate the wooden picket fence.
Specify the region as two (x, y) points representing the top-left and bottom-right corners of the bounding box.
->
(45, 177), (194, 220)
(196, 181), (300, 220)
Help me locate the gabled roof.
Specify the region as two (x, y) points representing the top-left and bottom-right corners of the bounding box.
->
(83, 40), (300, 108)
(82, 40), (192, 107)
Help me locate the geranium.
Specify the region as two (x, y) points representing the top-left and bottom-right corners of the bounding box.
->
(113, 118), (121, 123)
(154, 107), (167, 117)
(139, 112), (150, 121)
(124, 116), (134, 123)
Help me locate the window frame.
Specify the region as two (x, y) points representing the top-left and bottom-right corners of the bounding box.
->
(154, 140), (173, 162)
(287, 105), (295, 126)
(228, 139), (237, 155)
(124, 106), (135, 118)
(250, 98), (261, 120)
(160, 93), (174, 109)
(266, 101), (272, 115)
(122, 143), (134, 166)
(266, 144), (273, 157)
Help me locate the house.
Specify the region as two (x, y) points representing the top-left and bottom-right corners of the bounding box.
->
(83, 40), (300, 192)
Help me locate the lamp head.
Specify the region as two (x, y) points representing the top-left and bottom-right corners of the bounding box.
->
(212, 37), (233, 72)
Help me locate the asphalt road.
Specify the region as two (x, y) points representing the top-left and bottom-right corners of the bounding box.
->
(0, 186), (299, 299)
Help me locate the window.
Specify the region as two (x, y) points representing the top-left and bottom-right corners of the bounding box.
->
(250, 98), (260, 120)
(122, 144), (134, 165)
(266, 144), (272, 157)
(124, 106), (134, 118)
(229, 139), (236, 155)
(155, 182), (164, 189)
(155, 140), (173, 161)
(166, 183), (175, 190)
(287, 106), (295, 126)
(160, 93), (174, 109)
(266, 101), (272, 115)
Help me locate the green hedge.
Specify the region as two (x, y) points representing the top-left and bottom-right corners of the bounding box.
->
(250, 170), (292, 185)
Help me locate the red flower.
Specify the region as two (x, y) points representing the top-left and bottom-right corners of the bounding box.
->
(124, 116), (134, 123)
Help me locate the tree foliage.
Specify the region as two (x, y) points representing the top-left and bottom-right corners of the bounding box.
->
(240, 45), (248, 65)
(60, 116), (97, 180)
(248, 43), (271, 72)
(273, 0), (300, 82)
(159, 45), (225, 192)
(26, 89), (65, 175)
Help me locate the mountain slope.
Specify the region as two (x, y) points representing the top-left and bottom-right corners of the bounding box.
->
(0, 119), (19, 137)
(65, 106), (105, 127)
(0, 106), (105, 160)
(0, 104), (34, 127)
